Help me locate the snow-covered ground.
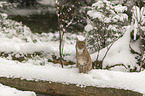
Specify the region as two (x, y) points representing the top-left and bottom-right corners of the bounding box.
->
(0, 24), (144, 96)
(0, 57), (145, 95)
(0, 83), (36, 96)
(0, 1), (144, 96)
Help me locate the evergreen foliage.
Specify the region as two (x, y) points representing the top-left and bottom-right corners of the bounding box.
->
(84, 0), (128, 52)
(0, 12), (32, 42)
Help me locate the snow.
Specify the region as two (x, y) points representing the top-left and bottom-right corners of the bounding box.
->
(91, 26), (140, 71)
(37, 0), (55, 7)
(107, 25), (119, 31)
(88, 0), (128, 22)
(77, 35), (85, 41)
(0, 24), (144, 95)
(114, 4), (127, 13)
(112, 13), (128, 22)
(0, 1), (144, 96)
(0, 84), (36, 96)
(87, 10), (105, 20)
(92, 0), (105, 8)
(84, 24), (93, 32)
(0, 58), (145, 95)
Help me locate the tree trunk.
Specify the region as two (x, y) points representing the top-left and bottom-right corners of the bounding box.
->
(0, 77), (142, 96)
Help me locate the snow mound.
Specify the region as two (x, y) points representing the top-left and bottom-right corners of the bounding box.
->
(91, 26), (139, 71)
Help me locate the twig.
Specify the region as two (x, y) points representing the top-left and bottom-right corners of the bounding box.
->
(129, 44), (141, 55)
(104, 64), (127, 70)
(55, 0), (63, 68)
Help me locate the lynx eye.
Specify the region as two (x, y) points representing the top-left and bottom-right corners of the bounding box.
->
(78, 45), (85, 49)
(76, 40), (86, 50)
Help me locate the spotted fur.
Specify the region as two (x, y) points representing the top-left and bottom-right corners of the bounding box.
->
(76, 39), (92, 73)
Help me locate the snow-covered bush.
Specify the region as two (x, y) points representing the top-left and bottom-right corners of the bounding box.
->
(0, 12), (52, 43)
(131, 6), (145, 69)
(7, 0), (37, 7)
(0, 1), (18, 9)
(0, 12), (35, 42)
(84, 0), (128, 52)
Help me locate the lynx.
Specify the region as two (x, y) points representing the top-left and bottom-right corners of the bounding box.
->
(76, 39), (92, 73)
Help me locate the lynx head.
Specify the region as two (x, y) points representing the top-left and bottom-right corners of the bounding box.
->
(76, 39), (86, 52)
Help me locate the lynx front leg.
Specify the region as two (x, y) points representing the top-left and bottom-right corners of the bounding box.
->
(82, 64), (92, 73)
(79, 65), (88, 73)
(83, 65), (88, 73)
(79, 65), (83, 73)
